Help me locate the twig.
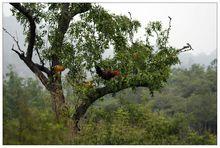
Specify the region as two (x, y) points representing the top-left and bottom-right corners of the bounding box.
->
(164, 16), (172, 47)
(11, 47), (21, 55)
(177, 43), (193, 53)
(35, 47), (45, 66)
(128, 12), (134, 44)
(128, 12), (132, 20)
(11, 44), (25, 60)
(167, 16), (172, 37)
(3, 28), (24, 54)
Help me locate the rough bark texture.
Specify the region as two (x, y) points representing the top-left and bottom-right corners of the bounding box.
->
(50, 81), (66, 121)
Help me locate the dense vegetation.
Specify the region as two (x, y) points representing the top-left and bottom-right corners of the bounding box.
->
(3, 60), (217, 145)
(6, 3), (193, 129)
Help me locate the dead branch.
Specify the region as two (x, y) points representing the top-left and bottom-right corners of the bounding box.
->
(10, 3), (36, 60)
(35, 47), (45, 66)
(11, 44), (24, 58)
(3, 28), (24, 54)
(164, 16), (172, 47)
(177, 43), (193, 53)
(35, 63), (51, 76)
(3, 27), (51, 76)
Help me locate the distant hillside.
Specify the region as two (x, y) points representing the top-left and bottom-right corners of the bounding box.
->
(177, 50), (216, 68)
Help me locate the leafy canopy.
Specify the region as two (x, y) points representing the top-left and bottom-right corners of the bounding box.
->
(12, 3), (181, 96)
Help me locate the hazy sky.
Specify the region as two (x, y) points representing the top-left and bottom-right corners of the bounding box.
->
(101, 3), (217, 55)
(3, 2), (217, 55)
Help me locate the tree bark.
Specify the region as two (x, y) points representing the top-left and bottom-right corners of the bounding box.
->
(47, 3), (92, 123)
(50, 79), (66, 121)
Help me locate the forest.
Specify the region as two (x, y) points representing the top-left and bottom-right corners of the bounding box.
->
(3, 60), (217, 144)
(3, 3), (217, 145)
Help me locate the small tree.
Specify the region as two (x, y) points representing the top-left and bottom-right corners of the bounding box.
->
(4, 3), (192, 132)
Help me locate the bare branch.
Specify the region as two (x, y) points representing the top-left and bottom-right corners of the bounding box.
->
(35, 48), (45, 66)
(164, 16), (172, 47)
(8, 3), (52, 89)
(128, 12), (134, 44)
(177, 43), (193, 53)
(21, 58), (51, 90)
(11, 44), (23, 58)
(3, 28), (24, 54)
(3, 28), (15, 40)
(167, 16), (172, 37)
(11, 45), (50, 89)
(128, 12), (132, 20)
(10, 3), (36, 60)
(4, 27), (51, 76)
(35, 63), (51, 76)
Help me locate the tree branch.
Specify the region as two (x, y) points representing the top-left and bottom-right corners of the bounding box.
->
(166, 16), (172, 41)
(11, 45), (25, 59)
(35, 63), (51, 76)
(51, 3), (71, 67)
(8, 3), (53, 89)
(35, 47), (45, 66)
(10, 3), (36, 60)
(51, 3), (92, 66)
(10, 44), (50, 90)
(69, 3), (92, 17)
(177, 43), (193, 53)
(73, 80), (149, 129)
(23, 59), (51, 90)
(3, 28), (24, 54)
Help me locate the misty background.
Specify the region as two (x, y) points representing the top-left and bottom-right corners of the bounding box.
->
(3, 3), (217, 78)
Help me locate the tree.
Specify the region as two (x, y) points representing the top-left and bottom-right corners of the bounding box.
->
(150, 62), (217, 134)
(4, 3), (192, 132)
(3, 66), (216, 144)
(3, 68), (70, 144)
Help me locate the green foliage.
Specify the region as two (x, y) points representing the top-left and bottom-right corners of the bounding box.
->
(151, 61), (217, 134)
(11, 3), (181, 99)
(70, 62), (217, 145)
(3, 68), (70, 144)
(3, 63), (216, 144)
(7, 3), (216, 145)
(73, 101), (216, 145)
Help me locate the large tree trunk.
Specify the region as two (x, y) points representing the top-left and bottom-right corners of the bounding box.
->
(50, 80), (65, 121)
(9, 2), (92, 136)
(49, 75), (80, 135)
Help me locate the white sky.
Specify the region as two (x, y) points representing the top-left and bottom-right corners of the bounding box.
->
(2, 2), (217, 55)
(101, 3), (217, 55)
